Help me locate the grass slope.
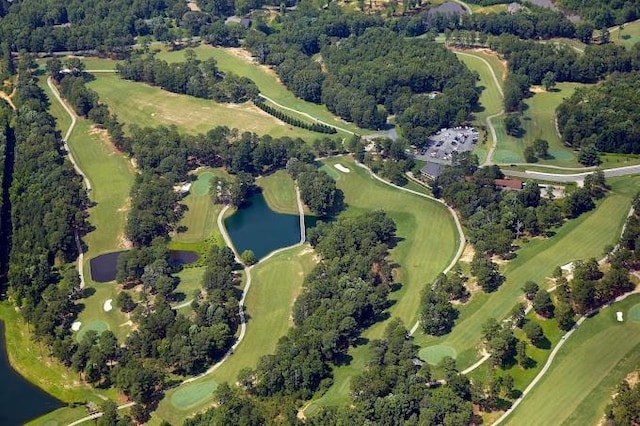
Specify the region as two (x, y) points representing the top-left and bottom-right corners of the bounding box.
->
(611, 19), (640, 47)
(154, 245), (316, 424)
(155, 45), (366, 135)
(506, 294), (640, 426)
(413, 175), (640, 370)
(307, 156), (458, 411)
(87, 74), (318, 140)
(257, 170), (299, 215)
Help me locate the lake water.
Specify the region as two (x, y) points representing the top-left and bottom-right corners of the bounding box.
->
(224, 192), (302, 260)
(0, 321), (64, 424)
(90, 250), (200, 282)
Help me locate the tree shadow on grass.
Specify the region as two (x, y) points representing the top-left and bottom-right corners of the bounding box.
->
(533, 335), (551, 350)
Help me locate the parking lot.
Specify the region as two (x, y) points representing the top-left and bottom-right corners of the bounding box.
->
(415, 127), (479, 164)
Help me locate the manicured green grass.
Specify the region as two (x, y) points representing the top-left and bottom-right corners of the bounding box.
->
(76, 284), (130, 341)
(629, 303), (640, 321)
(0, 303), (118, 405)
(155, 45), (367, 135)
(419, 345), (458, 365)
(172, 266), (206, 310)
(506, 294), (640, 426)
(611, 19), (640, 47)
(257, 170), (299, 215)
(496, 83), (582, 166)
(413, 175), (640, 371)
(87, 73), (319, 139)
(307, 156), (458, 411)
(154, 244), (316, 424)
(454, 50), (503, 163)
(173, 169), (227, 244)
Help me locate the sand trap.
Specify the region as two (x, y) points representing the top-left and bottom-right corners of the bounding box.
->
(617, 311), (624, 322)
(103, 299), (113, 312)
(71, 321), (82, 331)
(560, 262), (574, 273)
(334, 164), (350, 173)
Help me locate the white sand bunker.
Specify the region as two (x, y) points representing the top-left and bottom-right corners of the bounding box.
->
(71, 321), (82, 331)
(617, 311), (624, 322)
(334, 164), (350, 173)
(103, 299), (113, 312)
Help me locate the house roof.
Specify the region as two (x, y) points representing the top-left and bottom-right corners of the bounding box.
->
(494, 179), (523, 190)
(420, 162), (444, 179)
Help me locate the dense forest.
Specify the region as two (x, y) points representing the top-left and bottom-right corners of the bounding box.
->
(243, 5), (478, 142)
(558, 0), (639, 27)
(116, 50), (258, 103)
(557, 72), (640, 154)
(605, 374), (640, 425)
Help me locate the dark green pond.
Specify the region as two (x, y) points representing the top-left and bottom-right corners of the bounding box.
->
(225, 192), (302, 260)
(0, 321), (63, 424)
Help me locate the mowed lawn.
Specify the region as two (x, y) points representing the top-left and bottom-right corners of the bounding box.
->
(257, 170), (299, 215)
(611, 19), (640, 47)
(307, 156), (458, 412)
(493, 83), (583, 166)
(506, 294), (640, 426)
(153, 245), (316, 424)
(414, 175), (640, 369)
(155, 45), (367, 135)
(87, 73), (319, 139)
(454, 50), (503, 164)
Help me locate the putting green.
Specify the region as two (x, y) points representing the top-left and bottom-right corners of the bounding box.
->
(419, 345), (458, 365)
(192, 172), (214, 197)
(171, 380), (218, 409)
(76, 320), (109, 342)
(628, 304), (640, 322)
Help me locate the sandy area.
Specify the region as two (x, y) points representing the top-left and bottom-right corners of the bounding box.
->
(334, 164), (350, 173)
(71, 321), (82, 331)
(103, 299), (113, 312)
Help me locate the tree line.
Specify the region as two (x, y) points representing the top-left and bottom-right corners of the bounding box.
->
(557, 71), (640, 155)
(253, 97), (337, 134)
(116, 50), (258, 104)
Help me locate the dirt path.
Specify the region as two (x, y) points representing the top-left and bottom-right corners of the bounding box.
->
(0, 88), (16, 110)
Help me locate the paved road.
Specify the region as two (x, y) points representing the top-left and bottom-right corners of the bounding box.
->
(503, 164), (640, 183)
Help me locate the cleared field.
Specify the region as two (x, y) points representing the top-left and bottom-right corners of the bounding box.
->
(307, 156), (458, 411)
(154, 245), (316, 424)
(87, 73), (319, 139)
(413, 175), (640, 370)
(611, 19), (640, 47)
(506, 294), (640, 426)
(257, 170), (299, 215)
(155, 45), (367, 135)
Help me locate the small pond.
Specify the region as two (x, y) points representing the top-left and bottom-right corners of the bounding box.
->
(0, 321), (64, 424)
(224, 192), (302, 260)
(90, 250), (199, 282)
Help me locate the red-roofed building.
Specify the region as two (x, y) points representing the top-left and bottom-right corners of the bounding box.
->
(494, 179), (523, 190)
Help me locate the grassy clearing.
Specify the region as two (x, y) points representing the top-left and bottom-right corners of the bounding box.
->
(155, 45), (367, 135)
(307, 156), (458, 411)
(413, 175), (640, 370)
(154, 245), (316, 424)
(257, 170), (299, 215)
(87, 74), (319, 140)
(611, 19), (640, 47)
(506, 294), (640, 426)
